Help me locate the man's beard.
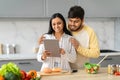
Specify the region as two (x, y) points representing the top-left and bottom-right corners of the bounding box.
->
(69, 24), (83, 32)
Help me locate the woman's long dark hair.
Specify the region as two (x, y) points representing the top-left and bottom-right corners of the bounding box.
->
(47, 13), (72, 36)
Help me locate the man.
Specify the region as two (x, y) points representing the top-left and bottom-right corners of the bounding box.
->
(38, 5), (100, 69)
(68, 5), (100, 69)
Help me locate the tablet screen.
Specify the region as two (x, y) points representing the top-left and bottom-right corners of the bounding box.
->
(44, 39), (60, 57)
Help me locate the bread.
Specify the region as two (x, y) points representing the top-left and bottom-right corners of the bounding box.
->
(52, 67), (62, 72)
(43, 67), (52, 73)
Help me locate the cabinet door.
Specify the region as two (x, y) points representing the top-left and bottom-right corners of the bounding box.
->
(16, 59), (42, 72)
(46, 0), (77, 17)
(0, 59), (42, 72)
(78, 0), (120, 17)
(0, 0), (45, 18)
(90, 55), (120, 67)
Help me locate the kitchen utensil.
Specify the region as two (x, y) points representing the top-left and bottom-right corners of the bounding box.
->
(97, 54), (109, 65)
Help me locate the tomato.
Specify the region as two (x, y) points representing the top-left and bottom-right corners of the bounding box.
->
(20, 70), (27, 79)
(28, 70), (37, 78)
(24, 74), (31, 80)
(114, 72), (120, 76)
(24, 77), (30, 80)
(90, 68), (94, 73)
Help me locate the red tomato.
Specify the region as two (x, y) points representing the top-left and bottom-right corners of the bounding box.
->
(90, 68), (94, 73)
(24, 77), (31, 80)
(20, 70), (27, 79)
(24, 74), (31, 80)
(114, 72), (120, 76)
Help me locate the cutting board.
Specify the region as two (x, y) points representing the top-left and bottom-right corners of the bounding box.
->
(38, 71), (71, 76)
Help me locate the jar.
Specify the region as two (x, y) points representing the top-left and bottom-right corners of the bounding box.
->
(107, 64), (111, 74)
(111, 64), (117, 75)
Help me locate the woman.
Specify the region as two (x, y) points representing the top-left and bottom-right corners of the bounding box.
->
(37, 13), (76, 72)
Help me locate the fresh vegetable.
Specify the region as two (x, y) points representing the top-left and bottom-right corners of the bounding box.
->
(0, 75), (4, 80)
(0, 62), (41, 80)
(30, 76), (41, 80)
(84, 62), (99, 74)
(20, 70), (27, 80)
(4, 71), (20, 80)
(28, 70), (37, 78)
(0, 62), (21, 80)
(25, 74), (32, 80)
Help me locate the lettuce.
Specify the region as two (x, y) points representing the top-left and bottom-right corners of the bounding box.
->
(0, 62), (21, 80)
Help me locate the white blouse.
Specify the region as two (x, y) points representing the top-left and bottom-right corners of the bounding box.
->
(37, 33), (77, 71)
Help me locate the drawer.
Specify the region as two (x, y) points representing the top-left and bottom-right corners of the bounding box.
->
(0, 59), (42, 72)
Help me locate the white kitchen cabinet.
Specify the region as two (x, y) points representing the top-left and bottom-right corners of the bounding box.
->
(0, 0), (77, 18)
(78, 0), (120, 17)
(90, 55), (120, 67)
(45, 0), (77, 17)
(0, 0), (45, 18)
(1, 0), (120, 18)
(0, 59), (42, 72)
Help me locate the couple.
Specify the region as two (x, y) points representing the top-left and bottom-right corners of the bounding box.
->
(37, 5), (100, 72)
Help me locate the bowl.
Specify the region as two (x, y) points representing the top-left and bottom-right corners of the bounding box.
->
(84, 62), (99, 74)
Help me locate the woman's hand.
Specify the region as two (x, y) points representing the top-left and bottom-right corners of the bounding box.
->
(41, 50), (51, 60)
(60, 48), (65, 55)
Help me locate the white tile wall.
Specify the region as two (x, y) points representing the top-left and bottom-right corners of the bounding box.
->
(85, 18), (115, 50)
(0, 19), (49, 54)
(0, 18), (118, 56)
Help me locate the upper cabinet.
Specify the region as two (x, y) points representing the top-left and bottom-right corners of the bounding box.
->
(0, 0), (45, 18)
(0, 0), (77, 18)
(0, 0), (120, 18)
(45, 0), (77, 17)
(78, 0), (120, 17)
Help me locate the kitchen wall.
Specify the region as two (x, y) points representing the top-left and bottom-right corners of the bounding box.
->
(115, 18), (120, 50)
(0, 17), (119, 55)
(85, 18), (115, 50)
(0, 19), (49, 54)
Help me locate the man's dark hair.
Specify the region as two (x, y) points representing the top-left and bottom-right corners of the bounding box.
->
(68, 5), (85, 20)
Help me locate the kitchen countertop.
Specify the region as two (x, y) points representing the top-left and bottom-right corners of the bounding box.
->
(100, 52), (120, 56)
(0, 53), (37, 60)
(0, 52), (120, 60)
(40, 68), (120, 80)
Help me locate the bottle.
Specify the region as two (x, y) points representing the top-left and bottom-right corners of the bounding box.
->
(6, 44), (10, 55)
(12, 44), (16, 54)
(0, 43), (3, 54)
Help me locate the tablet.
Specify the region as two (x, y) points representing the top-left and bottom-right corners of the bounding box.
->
(44, 39), (60, 57)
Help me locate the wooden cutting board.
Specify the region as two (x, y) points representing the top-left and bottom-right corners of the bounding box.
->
(38, 71), (71, 76)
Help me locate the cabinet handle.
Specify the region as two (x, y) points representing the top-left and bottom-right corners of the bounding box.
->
(18, 62), (31, 65)
(104, 57), (112, 60)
